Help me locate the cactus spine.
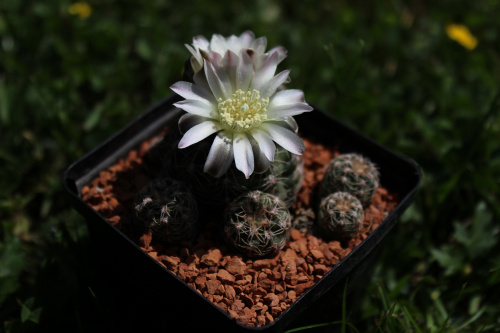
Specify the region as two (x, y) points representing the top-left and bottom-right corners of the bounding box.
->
(317, 191), (364, 240)
(134, 178), (198, 244)
(223, 191), (292, 258)
(319, 153), (379, 206)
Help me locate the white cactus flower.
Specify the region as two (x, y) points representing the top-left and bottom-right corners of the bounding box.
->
(185, 30), (287, 74)
(171, 49), (313, 179)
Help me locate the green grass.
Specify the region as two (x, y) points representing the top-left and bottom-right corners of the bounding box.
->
(1, 0), (499, 332)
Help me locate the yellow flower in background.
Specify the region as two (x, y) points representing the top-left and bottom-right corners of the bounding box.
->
(69, 2), (92, 19)
(446, 23), (478, 50)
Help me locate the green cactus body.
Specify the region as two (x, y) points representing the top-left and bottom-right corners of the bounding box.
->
(232, 148), (303, 207)
(223, 191), (292, 258)
(317, 191), (364, 240)
(319, 153), (379, 206)
(163, 135), (303, 208)
(134, 178), (198, 244)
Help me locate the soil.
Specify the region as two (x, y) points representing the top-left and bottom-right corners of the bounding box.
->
(81, 130), (399, 328)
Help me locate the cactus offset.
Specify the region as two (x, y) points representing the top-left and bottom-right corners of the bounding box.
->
(317, 191), (364, 240)
(319, 153), (379, 206)
(134, 178), (198, 244)
(223, 191), (292, 258)
(231, 146), (303, 207)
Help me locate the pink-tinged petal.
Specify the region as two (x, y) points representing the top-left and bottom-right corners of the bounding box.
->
(233, 133), (254, 179)
(260, 123), (305, 155)
(185, 44), (203, 72)
(193, 68), (210, 90)
(173, 100), (215, 118)
(170, 81), (215, 104)
(239, 30), (255, 47)
(209, 34), (227, 54)
(268, 89), (306, 106)
(260, 69), (291, 99)
(252, 143), (271, 174)
(192, 35), (209, 49)
(280, 116), (299, 133)
(205, 61), (231, 100)
(267, 102), (313, 119)
(204, 132), (234, 178)
(222, 50), (239, 90)
(251, 52), (278, 90)
(200, 50), (224, 68)
(250, 36), (267, 55)
(226, 35), (239, 47)
(178, 113), (208, 134)
(178, 121), (220, 149)
(266, 117), (299, 133)
(249, 128), (276, 162)
(236, 51), (253, 91)
(246, 134), (271, 173)
(268, 46), (287, 64)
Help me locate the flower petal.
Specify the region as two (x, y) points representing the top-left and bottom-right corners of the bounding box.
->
(178, 113), (208, 134)
(268, 89), (306, 106)
(200, 49), (223, 64)
(239, 30), (255, 47)
(250, 36), (267, 55)
(193, 68), (210, 90)
(222, 50), (239, 90)
(233, 133), (254, 179)
(178, 121), (220, 149)
(280, 116), (299, 133)
(185, 44), (203, 73)
(267, 117), (299, 133)
(260, 123), (305, 155)
(173, 100), (215, 118)
(236, 51), (253, 91)
(204, 132), (234, 178)
(251, 140), (271, 174)
(259, 69), (291, 99)
(205, 61), (231, 100)
(267, 102), (313, 118)
(209, 34), (227, 54)
(192, 35), (209, 49)
(249, 128), (276, 162)
(268, 46), (287, 64)
(251, 52), (278, 90)
(170, 81), (215, 104)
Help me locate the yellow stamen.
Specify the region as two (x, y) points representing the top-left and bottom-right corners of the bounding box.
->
(218, 89), (269, 131)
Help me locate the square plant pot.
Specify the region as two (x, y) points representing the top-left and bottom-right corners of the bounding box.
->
(64, 93), (421, 332)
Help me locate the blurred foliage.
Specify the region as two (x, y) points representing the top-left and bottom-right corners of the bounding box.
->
(1, 0), (499, 331)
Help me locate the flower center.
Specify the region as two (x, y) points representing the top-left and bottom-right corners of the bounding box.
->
(218, 89), (269, 131)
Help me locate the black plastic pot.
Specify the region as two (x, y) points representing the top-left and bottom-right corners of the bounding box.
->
(64, 93), (421, 332)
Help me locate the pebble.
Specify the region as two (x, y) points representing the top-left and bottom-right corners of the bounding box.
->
(83, 135), (399, 328)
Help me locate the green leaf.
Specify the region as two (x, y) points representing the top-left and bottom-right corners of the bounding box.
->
(83, 103), (105, 131)
(0, 79), (9, 125)
(0, 238), (26, 303)
(430, 246), (465, 276)
(20, 297), (42, 324)
(454, 202), (496, 258)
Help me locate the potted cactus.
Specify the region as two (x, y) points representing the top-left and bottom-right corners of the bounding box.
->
(64, 31), (421, 332)
(223, 190), (292, 258)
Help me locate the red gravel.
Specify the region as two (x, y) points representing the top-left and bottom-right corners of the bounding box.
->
(81, 131), (398, 327)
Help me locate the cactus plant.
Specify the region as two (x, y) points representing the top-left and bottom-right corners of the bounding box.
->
(162, 138), (303, 208)
(317, 191), (364, 240)
(134, 178), (198, 244)
(230, 146), (303, 208)
(223, 191), (292, 258)
(319, 153), (379, 206)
